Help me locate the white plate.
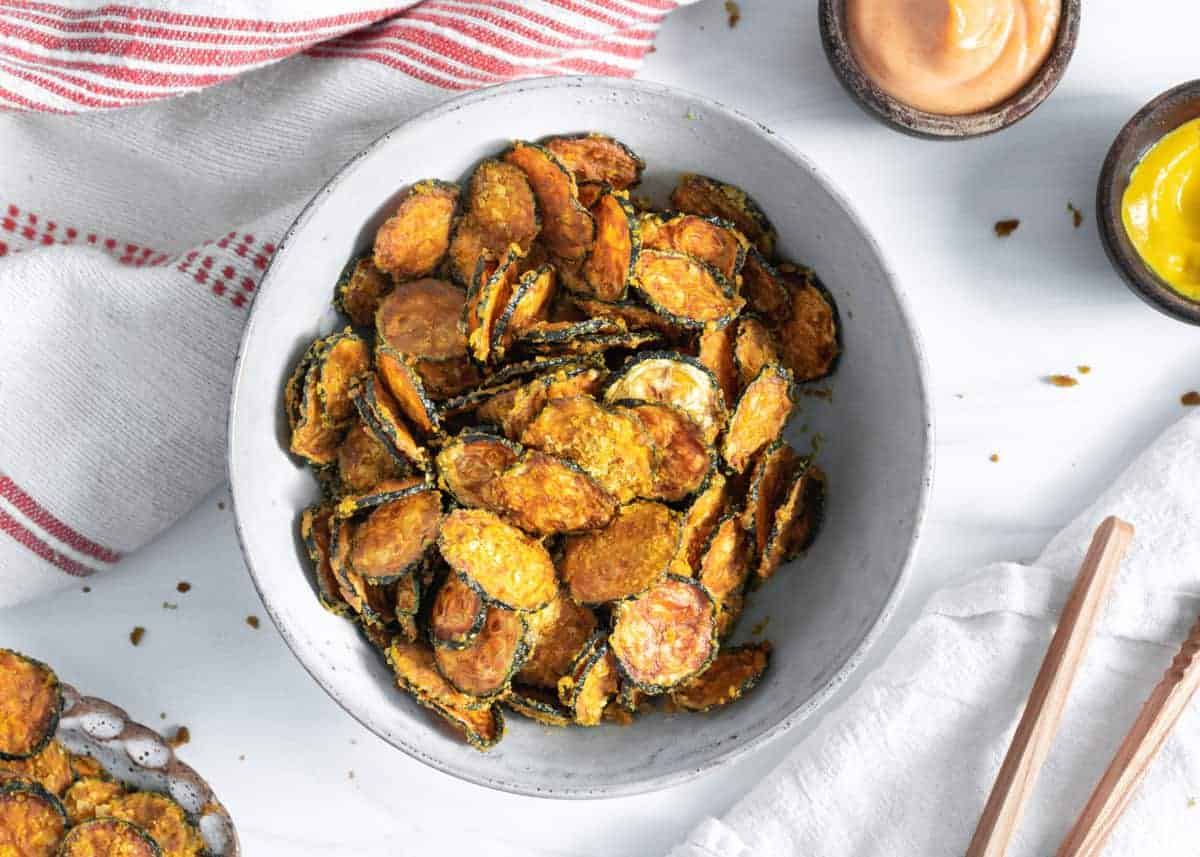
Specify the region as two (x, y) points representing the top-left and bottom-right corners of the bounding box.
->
(228, 75), (932, 798)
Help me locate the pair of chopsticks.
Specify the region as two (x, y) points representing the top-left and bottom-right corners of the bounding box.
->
(966, 516), (1200, 857)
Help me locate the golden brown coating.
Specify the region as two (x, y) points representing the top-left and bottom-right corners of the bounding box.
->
(640, 213), (746, 281)
(62, 779), (125, 826)
(543, 134), (644, 189)
(376, 278), (469, 363)
(4, 740), (72, 797)
(733, 316), (781, 392)
(0, 651), (59, 762)
(633, 249), (743, 328)
(503, 142), (594, 262)
(435, 433), (520, 509)
(0, 783), (66, 857)
(57, 817), (159, 857)
(348, 490), (442, 582)
(670, 643), (770, 712)
(437, 509), (558, 611)
(616, 402), (713, 503)
(775, 270), (840, 382)
(669, 173), (776, 257)
(517, 595), (599, 689)
(581, 190), (637, 301)
(697, 323), (738, 409)
(609, 576), (717, 692)
(429, 575), (487, 649)
(434, 607), (526, 698)
(373, 180), (459, 281)
(721, 364), (794, 473)
(336, 422), (409, 493)
(336, 257), (392, 327)
(98, 791), (204, 857)
(673, 472), (730, 576)
(559, 501), (680, 605)
(481, 451), (617, 536)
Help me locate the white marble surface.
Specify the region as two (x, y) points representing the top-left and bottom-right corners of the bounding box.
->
(4, 2), (1200, 854)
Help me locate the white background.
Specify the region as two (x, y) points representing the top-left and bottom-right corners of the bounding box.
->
(3, 2), (1200, 854)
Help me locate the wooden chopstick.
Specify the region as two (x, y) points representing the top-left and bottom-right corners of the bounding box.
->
(966, 516), (1135, 857)
(1056, 613), (1200, 856)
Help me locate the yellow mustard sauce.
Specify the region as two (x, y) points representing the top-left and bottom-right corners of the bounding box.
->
(1121, 117), (1200, 301)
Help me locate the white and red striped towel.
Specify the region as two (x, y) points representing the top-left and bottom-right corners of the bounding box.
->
(0, 0), (690, 606)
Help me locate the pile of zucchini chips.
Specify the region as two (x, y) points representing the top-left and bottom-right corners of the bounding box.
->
(287, 133), (840, 749)
(0, 649), (207, 857)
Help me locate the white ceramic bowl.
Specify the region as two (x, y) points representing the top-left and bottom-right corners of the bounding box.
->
(229, 76), (932, 798)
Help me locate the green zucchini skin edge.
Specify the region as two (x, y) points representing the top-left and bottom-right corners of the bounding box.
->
(427, 575), (489, 651)
(739, 437), (796, 545)
(464, 244), (524, 366)
(60, 818), (164, 857)
(313, 328), (369, 427)
(449, 561), (557, 614)
(755, 456), (822, 583)
(484, 451), (617, 539)
(504, 686), (573, 727)
(431, 700), (505, 751)
(515, 317), (620, 346)
(581, 188), (641, 303)
(350, 375), (430, 472)
(669, 642), (772, 713)
(332, 252), (368, 319)
(557, 630), (614, 716)
(609, 574), (719, 695)
(334, 479), (436, 519)
(609, 397), (718, 507)
(516, 330), (661, 359)
(284, 340), (321, 430)
(435, 610), (531, 701)
(299, 505), (355, 619)
(632, 248), (740, 331)
(489, 264), (556, 361)
(376, 342), (442, 437)
(0, 777), (67, 823)
(0, 649), (62, 762)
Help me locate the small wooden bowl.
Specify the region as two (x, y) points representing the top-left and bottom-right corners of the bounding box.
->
(818, 0), (1081, 140)
(1096, 80), (1200, 326)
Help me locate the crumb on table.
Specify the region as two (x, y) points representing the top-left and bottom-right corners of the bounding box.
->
(1077, 365), (1091, 374)
(1045, 374), (1079, 388)
(168, 726), (190, 748)
(177, 581), (191, 593)
(989, 453), (1000, 462)
(130, 627), (146, 646)
(246, 615), (261, 630)
(724, 0), (741, 27)
(1067, 202), (1083, 228)
(994, 219), (1020, 237)
(82, 586), (91, 593)
(1183, 391), (1200, 406)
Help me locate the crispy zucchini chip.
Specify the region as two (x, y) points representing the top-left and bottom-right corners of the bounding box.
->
(740, 249), (792, 321)
(438, 509), (558, 611)
(435, 431), (521, 508)
(376, 278), (469, 364)
(560, 501), (680, 605)
(758, 464), (826, 580)
(697, 514), (752, 638)
(670, 642), (771, 712)
(503, 142), (595, 261)
(514, 317), (622, 346)
(609, 576), (717, 693)
(557, 635), (619, 726)
(465, 245), (525, 364)
(603, 352), (727, 445)
(5, 740), (72, 797)
(775, 267), (842, 382)
(300, 505), (353, 617)
(434, 606), (529, 699)
(330, 518), (395, 625)
(59, 818), (160, 857)
(62, 778), (125, 826)
(411, 355), (480, 401)
(336, 422), (409, 493)
(429, 574), (487, 650)
(0, 780), (66, 857)
(386, 638), (484, 709)
(349, 489), (442, 584)
(314, 330), (371, 429)
(674, 471), (729, 576)
(697, 323), (738, 410)
(377, 347), (441, 437)
(581, 189), (639, 301)
(742, 439), (799, 553)
(394, 571), (423, 619)
(448, 160), (540, 286)
(734, 316), (782, 391)
(576, 181), (607, 210)
(504, 686), (572, 727)
(334, 475), (428, 518)
(373, 180), (459, 281)
(284, 341), (317, 431)
(334, 255), (392, 327)
(98, 791), (203, 857)
(288, 362), (342, 466)
(67, 755), (104, 781)
(640, 213), (747, 281)
(616, 401), (714, 503)
(432, 701), (504, 751)
(543, 133), (644, 190)
(721, 364), (795, 474)
(568, 297), (683, 337)
(481, 363), (608, 440)
(521, 395), (657, 504)
(0, 651), (60, 763)
(670, 173), (776, 257)
(350, 375), (429, 469)
(516, 329), (657, 358)
(482, 451), (617, 536)
(490, 265), (557, 359)
(517, 593), (599, 689)
(633, 249), (743, 329)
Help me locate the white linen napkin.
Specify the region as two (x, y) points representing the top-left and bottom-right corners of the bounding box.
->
(0, 0), (688, 606)
(671, 409), (1200, 857)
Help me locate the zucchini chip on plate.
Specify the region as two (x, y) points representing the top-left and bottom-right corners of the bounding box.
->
(774, 265), (842, 383)
(742, 439), (800, 554)
(350, 374), (429, 470)
(557, 634), (620, 727)
(347, 488), (442, 585)
(609, 576), (717, 694)
(517, 593), (599, 690)
(504, 686), (573, 727)
(639, 213), (747, 281)
(758, 462), (826, 581)
(375, 277), (477, 399)
(61, 778), (126, 826)
(733, 316), (782, 392)
(58, 818), (161, 857)
(429, 575), (488, 650)
(481, 451), (617, 536)
(521, 395), (657, 504)
(739, 249), (792, 321)
(434, 606), (529, 700)
(580, 188), (639, 301)
(465, 245), (525, 365)
(334, 254), (392, 328)
(721, 363), (795, 474)
(559, 501), (680, 605)
(373, 179), (459, 281)
(696, 514), (753, 639)
(435, 431), (521, 508)
(503, 142), (594, 262)
(490, 265), (558, 361)
(0, 650), (61, 762)
(696, 324), (739, 417)
(5, 739), (73, 797)
(300, 505), (353, 617)
(335, 421), (410, 494)
(0, 780), (67, 857)
(604, 352), (727, 445)
(447, 159), (540, 286)
(672, 471), (731, 577)
(632, 248), (744, 330)
(437, 509), (559, 611)
(670, 642), (771, 712)
(98, 791), (205, 857)
(478, 361), (608, 440)
(614, 401), (714, 504)
(543, 133), (645, 190)
(669, 173), (776, 257)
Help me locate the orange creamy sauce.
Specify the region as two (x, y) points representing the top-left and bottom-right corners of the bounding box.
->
(847, 0), (1061, 115)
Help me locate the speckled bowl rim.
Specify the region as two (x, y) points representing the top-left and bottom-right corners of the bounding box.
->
(228, 75), (934, 799)
(55, 683), (240, 856)
(1096, 79), (1200, 326)
(818, 0), (1081, 140)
